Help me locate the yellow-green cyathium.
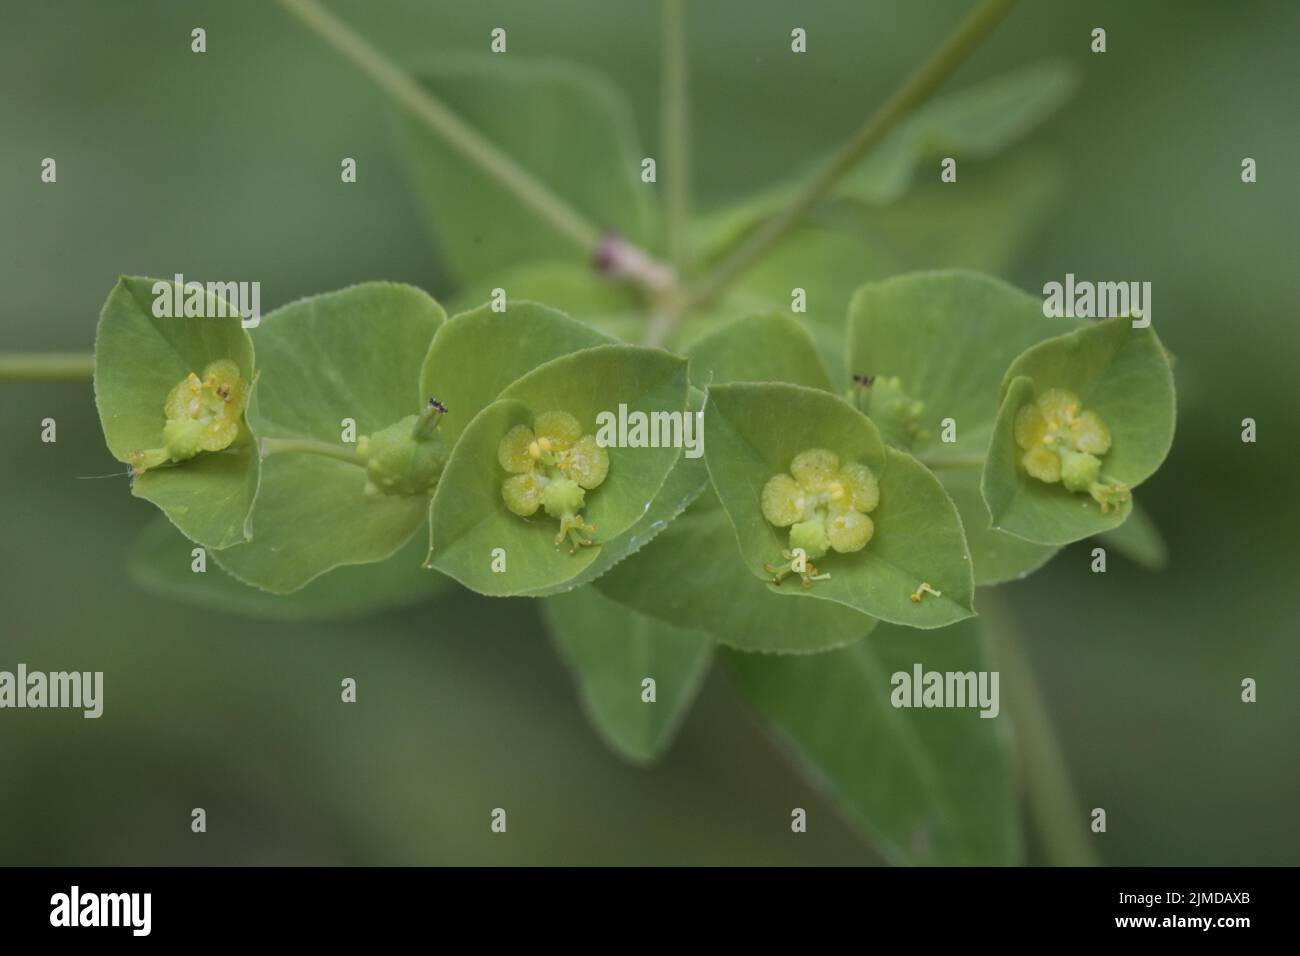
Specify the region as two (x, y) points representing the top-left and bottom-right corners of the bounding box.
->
(1014, 387), (1129, 511)
(498, 410), (610, 552)
(129, 359), (249, 474)
(760, 447), (879, 587)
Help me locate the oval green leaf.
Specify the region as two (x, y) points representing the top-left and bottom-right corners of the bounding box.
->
(542, 587), (712, 765)
(428, 345), (690, 596)
(94, 275), (258, 549)
(214, 283), (446, 592)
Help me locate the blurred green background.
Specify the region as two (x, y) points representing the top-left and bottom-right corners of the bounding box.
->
(1, 0), (1296, 865)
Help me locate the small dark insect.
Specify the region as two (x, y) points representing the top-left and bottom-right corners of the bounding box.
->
(852, 374), (875, 387)
(428, 397), (448, 413)
(217, 383), (231, 401)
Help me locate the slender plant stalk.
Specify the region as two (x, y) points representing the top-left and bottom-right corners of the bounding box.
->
(275, 0), (605, 256)
(0, 352), (94, 382)
(685, 0), (1017, 310)
(260, 436), (367, 469)
(662, 0), (691, 272)
(981, 592), (1099, 866)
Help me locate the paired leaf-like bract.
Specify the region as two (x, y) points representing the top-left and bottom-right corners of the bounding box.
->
(704, 382), (975, 628)
(95, 276), (259, 549)
(847, 271), (1082, 583)
(427, 345), (690, 596)
(214, 283), (446, 593)
(982, 317), (1175, 545)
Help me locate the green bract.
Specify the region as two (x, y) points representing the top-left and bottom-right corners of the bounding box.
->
(682, 311), (833, 393)
(592, 322), (871, 653)
(427, 344), (690, 596)
(419, 300), (614, 445)
(848, 271), (1083, 584)
(420, 299), (708, 595)
(213, 283), (446, 593)
(94, 276), (258, 549)
(704, 382), (974, 628)
(981, 317), (1176, 545)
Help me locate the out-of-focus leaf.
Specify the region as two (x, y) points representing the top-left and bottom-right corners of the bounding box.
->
(713, 226), (904, 387)
(1094, 500), (1168, 570)
(420, 301), (612, 447)
(543, 587), (712, 764)
(130, 515), (455, 622)
(682, 311), (833, 391)
(451, 261), (645, 343)
(725, 615), (1019, 865)
(691, 62), (1077, 258)
(393, 55), (654, 283)
(844, 149), (1065, 274)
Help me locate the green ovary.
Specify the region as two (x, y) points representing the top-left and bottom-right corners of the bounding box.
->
(1014, 387), (1130, 511)
(497, 410), (610, 553)
(129, 359), (249, 474)
(357, 414), (448, 497)
(760, 447), (879, 587)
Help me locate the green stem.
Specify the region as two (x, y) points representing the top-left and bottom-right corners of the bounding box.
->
(662, 0), (691, 272)
(260, 436), (367, 469)
(0, 352), (94, 382)
(981, 592), (1099, 866)
(275, 0), (604, 256)
(685, 0), (1017, 308)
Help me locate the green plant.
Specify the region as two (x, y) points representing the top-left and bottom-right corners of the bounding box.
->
(0, 0), (1178, 866)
